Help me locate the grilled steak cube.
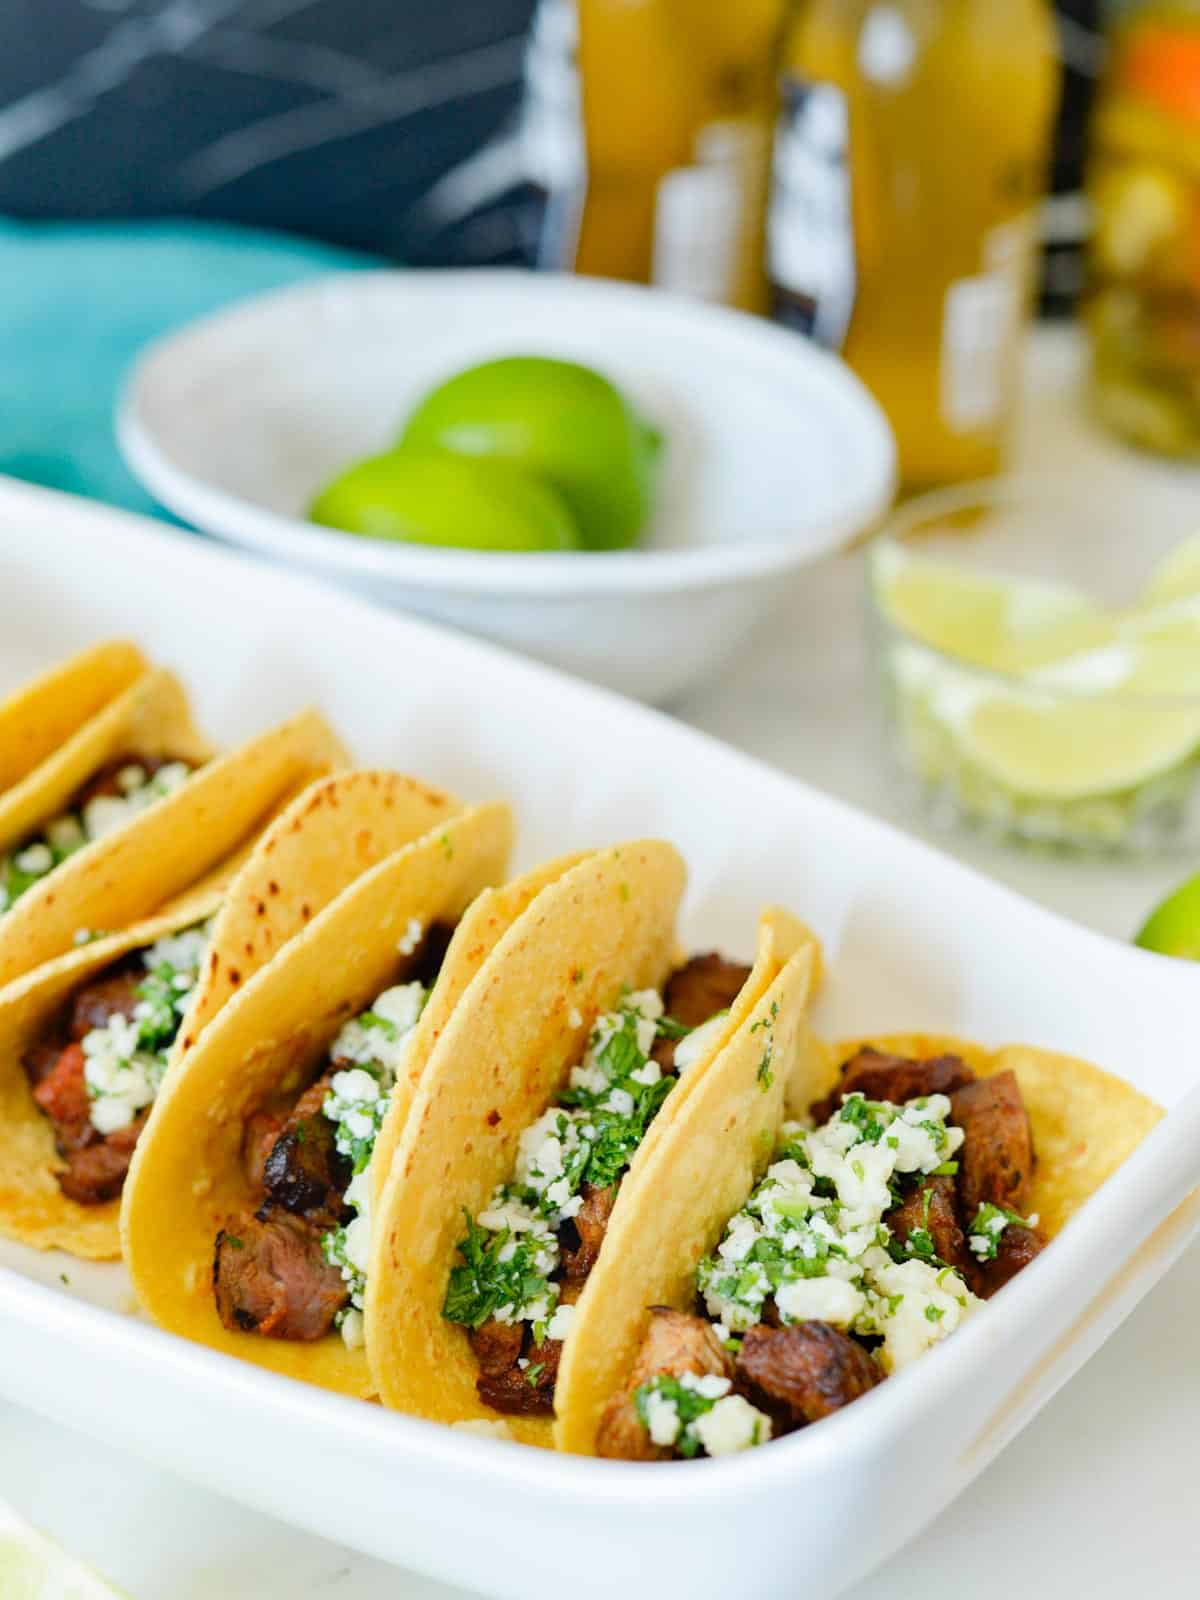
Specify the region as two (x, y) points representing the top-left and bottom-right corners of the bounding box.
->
(735, 1322), (880, 1433)
(887, 1175), (969, 1274)
(213, 1208), (347, 1341)
(260, 1072), (350, 1229)
(951, 1071), (1035, 1218)
(811, 1047), (976, 1126)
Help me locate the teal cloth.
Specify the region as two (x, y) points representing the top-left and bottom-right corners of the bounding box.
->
(0, 218), (374, 516)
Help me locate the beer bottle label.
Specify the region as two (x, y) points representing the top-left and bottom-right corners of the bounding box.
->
(652, 122), (761, 303)
(767, 75), (856, 350)
(521, 0), (587, 270)
(940, 218), (1032, 432)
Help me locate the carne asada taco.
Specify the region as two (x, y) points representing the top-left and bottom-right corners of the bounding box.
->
(0, 707), (348, 988)
(575, 1029), (1161, 1461)
(0, 769), (463, 1259)
(0, 665), (213, 920)
(0, 641), (149, 796)
(366, 844), (819, 1449)
(122, 803), (519, 1398)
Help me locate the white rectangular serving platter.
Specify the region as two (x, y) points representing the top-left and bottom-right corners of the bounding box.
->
(1, 478), (1199, 1600)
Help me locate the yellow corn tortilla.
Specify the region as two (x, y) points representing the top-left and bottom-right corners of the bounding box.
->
(122, 803), (515, 1399)
(0, 665), (212, 858)
(366, 851), (591, 1216)
(366, 842), (693, 1448)
(554, 916), (821, 1455)
(559, 1024), (1161, 1457)
(0, 641), (150, 795)
(824, 1033), (1163, 1241)
(0, 769), (464, 1259)
(176, 769), (462, 1054)
(0, 707), (349, 987)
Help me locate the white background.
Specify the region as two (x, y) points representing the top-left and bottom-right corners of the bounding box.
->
(3, 330), (1199, 1596)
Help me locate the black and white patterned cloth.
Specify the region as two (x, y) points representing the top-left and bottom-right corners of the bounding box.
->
(0, 0), (540, 262)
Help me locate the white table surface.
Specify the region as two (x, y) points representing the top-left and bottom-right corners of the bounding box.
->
(4, 327), (1200, 1597)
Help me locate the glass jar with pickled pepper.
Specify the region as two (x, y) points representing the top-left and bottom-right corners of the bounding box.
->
(1087, 2), (1200, 455)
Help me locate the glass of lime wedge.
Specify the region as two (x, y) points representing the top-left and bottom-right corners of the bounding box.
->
(869, 480), (1200, 853)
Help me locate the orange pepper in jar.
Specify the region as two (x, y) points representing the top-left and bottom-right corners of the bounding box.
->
(1087, 3), (1200, 456)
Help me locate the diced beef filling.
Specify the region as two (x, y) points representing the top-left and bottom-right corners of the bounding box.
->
(561, 1182), (618, 1281)
(975, 1223), (1043, 1297)
(472, 957), (747, 1418)
(604, 1051), (1047, 1458)
(473, 1319), (567, 1417)
(653, 953), (752, 1071)
(664, 954), (752, 1029)
(68, 969), (143, 1041)
(467, 1281), (582, 1419)
(810, 1046), (977, 1126)
(57, 1115), (148, 1205)
(241, 1110), (285, 1192)
(261, 1071), (351, 1230)
(734, 1321), (881, 1434)
(214, 1210), (348, 1341)
(31, 1044), (94, 1152)
(950, 1071), (1035, 1216)
(597, 1309), (734, 1460)
(216, 1076), (355, 1343)
(886, 1174), (971, 1277)
(215, 934), (451, 1345)
(22, 956), (146, 1205)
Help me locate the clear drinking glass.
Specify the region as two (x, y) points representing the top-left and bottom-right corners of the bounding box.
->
(868, 478), (1200, 852)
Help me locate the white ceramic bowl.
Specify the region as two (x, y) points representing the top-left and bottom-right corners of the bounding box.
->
(118, 269), (895, 703)
(2, 478), (1200, 1600)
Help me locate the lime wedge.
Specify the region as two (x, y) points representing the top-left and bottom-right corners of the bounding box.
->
(0, 1500), (127, 1599)
(872, 544), (1115, 673)
(1032, 634), (1200, 697)
(1135, 870), (1200, 958)
(1140, 534), (1200, 607)
(957, 691), (1200, 799)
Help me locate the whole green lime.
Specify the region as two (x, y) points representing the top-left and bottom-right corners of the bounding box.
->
(398, 356), (662, 552)
(1135, 870), (1200, 960)
(309, 450), (580, 553)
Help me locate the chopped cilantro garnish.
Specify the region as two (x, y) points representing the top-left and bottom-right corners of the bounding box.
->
(756, 1036), (775, 1091)
(968, 1202), (1028, 1261)
(838, 1094), (889, 1145)
(633, 1376), (715, 1458)
(443, 1212), (553, 1330)
(356, 1010), (399, 1040)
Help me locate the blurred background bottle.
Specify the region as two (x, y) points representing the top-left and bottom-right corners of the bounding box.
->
(766, 1), (1060, 492)
(525, 0), (786, 310)
(1087, 0), (1200, 456)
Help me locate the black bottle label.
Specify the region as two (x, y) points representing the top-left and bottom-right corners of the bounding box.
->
(767, 74), (856, 350)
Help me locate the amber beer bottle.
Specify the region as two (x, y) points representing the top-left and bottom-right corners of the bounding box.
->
(767, 1), (1060, 490)
(522, 0), (787, 310)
